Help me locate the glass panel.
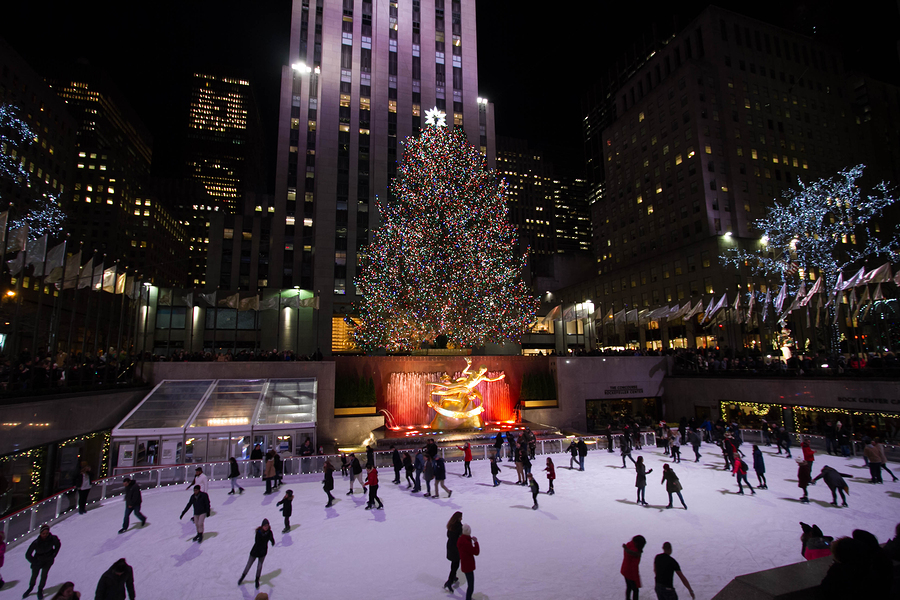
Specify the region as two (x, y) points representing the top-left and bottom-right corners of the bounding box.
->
(160, 436), (183, 465)
(187, 433), (207, 462)
(231, 433), (252, 460)
(257, 379), (317, 425)
(136, 437), (161, 466)
(206, 432), (231, 462)
(188, 379), (266, 429)
(119, 380), (214, 430)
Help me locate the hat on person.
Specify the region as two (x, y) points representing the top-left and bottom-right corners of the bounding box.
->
(122, 476), (132, 482)
(195, 467), (202, 472)
(261, 519), (270, 527)
(461, 524), (471, 536)
(40, 524), (50, 532)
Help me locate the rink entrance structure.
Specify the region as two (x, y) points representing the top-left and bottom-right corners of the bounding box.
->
(111, 378), (317, 471)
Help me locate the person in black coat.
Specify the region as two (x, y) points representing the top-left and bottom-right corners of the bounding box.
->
(273, 452), (283, 488)
(493, 433), (504, 460)
(239, 519), (276, 589)
(249, 444), (263, 477)
(576, 438), (588, 471)
(276, 489), (294, 533)
(812, 465), (852, 507)
(391, 445), (403, 484)
(118, 477), (146, 534)
(180, 485), (211, 543)
(444, 511), (463, 591)
(426, 439), (439, 460)
(24, 525), (61, 599)
(347, 453), (365, 494)
(506, 433), (517, 462)
(402, 452), (415, 488)
(94, 558), (135, 600)
(323, 460), (336, 507)
(228, 457), (245, 495)
(74, 461), (92, 515)
(366, 444), (376, 469)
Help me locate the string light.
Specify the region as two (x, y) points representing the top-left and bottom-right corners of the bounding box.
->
(353, 122), (538, 351)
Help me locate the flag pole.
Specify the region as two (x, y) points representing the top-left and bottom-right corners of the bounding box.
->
(65, 244), (83, 358)
(81, 252), (97, 359)
(30, 237), (49, 355)
(117, 267), (127, 361)
(92, 255), (106, 358)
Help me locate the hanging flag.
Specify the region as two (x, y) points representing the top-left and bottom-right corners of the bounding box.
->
(562, 304), (577, 323)
(745, 293), (756, 324)
(115, 272), (127, 294)
(258, 295), (281, 311)
(669, 302), (690, 320)
(296, 296), (319, 309)
(25, 234), (48, 277)
(102, 266), (117, 293)
(76, 257), (93, 289)
(613, 308), (626, 324)
(238, 295), (260, 311)
(773, 284), (787, 314)
(784, 281), (806, 317)
(158, 289), (172, 306)
(182, 291), (194, 308)
(63, 250), (82, 290)
(91, 262), (104, 291)
(862, 262), (892, 284)
(761, 290), (771, 322)
(220, 292), (240, 308)
(624, 309), (638, 323)
(6, 251), (24, 275)
(685, 300), (704, 320)
(894, 269), (900, 287)
(852, 287), (868, 321)
(703, 293), (728, 323)
(873, 283), (884, 301)
(0, 211), (8, 248)
(637, 309), (652, 324)
(199, 291), (217, 306)
(605, 307), (614, 321)
(44, 242), (66, 283)
(840, 267), (866, 290)
(799, 278), (822, 306)
(6, 224), (28, 253)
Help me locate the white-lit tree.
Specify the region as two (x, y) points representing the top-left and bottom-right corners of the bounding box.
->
(722, 165), (900, 350)
(0, 103), (66, 237)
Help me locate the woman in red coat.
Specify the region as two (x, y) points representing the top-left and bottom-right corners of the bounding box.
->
(620, 534), (646, 600)
(457, 442), (473, 477)
(457, 523), (480, 600)
(544, 457), (556, 495)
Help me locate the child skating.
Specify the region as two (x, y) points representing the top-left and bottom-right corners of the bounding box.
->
(276, 489), (294, 532)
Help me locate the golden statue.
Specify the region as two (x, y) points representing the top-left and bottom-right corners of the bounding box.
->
(426, 357), (505, 430)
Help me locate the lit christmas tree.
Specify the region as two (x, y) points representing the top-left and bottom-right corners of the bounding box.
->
(0, 103), (66, 238)
(722, 165), (900, 349)
(353, 108), (538, 352)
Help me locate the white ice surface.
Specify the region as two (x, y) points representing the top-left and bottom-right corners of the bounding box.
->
(2, 444), (898, 600)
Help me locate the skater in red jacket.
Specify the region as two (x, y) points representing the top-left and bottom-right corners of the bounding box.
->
(456, 442), (473, 477)
(621, 534), (646, 600)
(544, 457), (556, 495)
(364, 466), (383, 509)
(457, 524), (480, 600)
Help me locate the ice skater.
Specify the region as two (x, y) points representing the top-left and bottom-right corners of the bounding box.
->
(444, 511), (463, 591)
(186, 466), (209, 493)
(347, 453), (365, 495)
(402, 451), (415, 488)
(323, 460), (335, 507)
(688, 428), (702, 462)
(180, 484), (211, 543)
(263, 451), (276, 495)
(276, 489), (294, 532)
(413, 449), (425, 493)
(528, 473), (540, 509)
(364, 464), (384, 509)
(635, 456), (652, 506)
(48, 581), (80, 600)
(239, 519), (275, 589)
(752, 445), (767, 489)
(661, 464), (687, 509)
(434, 455), (452, 499)
(340, 452), (349, 477)
(23, 525), (60, 599)
(514, 450), (525, 484)
(228, 457), (245, 495)
(456, 524), (480, 600)
(653, 542), (695, 599)
(797, 458), (812, 503)
(567, 439), (578, 468)
(423, 454), (435, 497)
(874, 438), (898, 482)
(620, 534), (646, 600)
(490, 456), (501, 486)
(732, 454), (755, 495)
(75, 461), (92, 514)
(544, 457), (555, 495)
(577, 438), (588, 471)
(457, 442), (473, 477)
(811, 465), (851, 507)
(721, 433), (736, 471)
(621, 435), (637, 468)
(670, 432), (682, 463)
(119, 477), (147, 534)
(94, 558), (135, 600)
(391, 445), (403, 484)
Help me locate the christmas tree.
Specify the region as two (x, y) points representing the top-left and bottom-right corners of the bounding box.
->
(353, 108), (538, 352)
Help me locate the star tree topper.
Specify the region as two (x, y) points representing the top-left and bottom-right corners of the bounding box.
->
(424, 106), (447, 127)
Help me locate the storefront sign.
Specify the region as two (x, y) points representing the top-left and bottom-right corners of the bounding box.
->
(837, 397), (900, 406)
(604, 385), (644, 396)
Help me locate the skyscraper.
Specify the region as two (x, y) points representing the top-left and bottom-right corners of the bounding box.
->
(266, 0), (496, 354)
(572, 5), (888, 350)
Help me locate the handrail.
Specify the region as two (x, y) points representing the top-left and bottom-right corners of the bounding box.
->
(1, 431), (656, 548)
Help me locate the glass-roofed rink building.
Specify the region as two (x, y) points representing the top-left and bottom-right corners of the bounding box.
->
(111, 379), (318, 474)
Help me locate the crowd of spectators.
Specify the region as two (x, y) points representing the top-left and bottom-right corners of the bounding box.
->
(0, 347), (135, 394)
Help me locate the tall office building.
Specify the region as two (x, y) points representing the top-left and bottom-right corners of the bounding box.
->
(49, 63), (188, 286)
(265, 0), (496, 354)
(570, 6), (889, 350)
(185, 73), (265, 214)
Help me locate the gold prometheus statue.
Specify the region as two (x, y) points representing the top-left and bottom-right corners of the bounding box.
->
(426, 357), (505, 429)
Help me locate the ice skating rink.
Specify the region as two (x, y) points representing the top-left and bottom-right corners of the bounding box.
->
(2, 444), (897, 599)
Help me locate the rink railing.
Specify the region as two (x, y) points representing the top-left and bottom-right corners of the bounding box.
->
(0, 431), (657, 548)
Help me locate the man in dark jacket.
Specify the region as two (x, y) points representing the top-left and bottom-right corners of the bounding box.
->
(119, 477), (147, 534)
(576, 438), (588, 471)
(426, 439), (439, 460)
(180, 485), (212, 542)
(249, 444), (263, 477)
(347, 453), (365, 494)
(95, 558), (135, 600)
(391, 445), (403, 484)
(24, 524), (61, 599)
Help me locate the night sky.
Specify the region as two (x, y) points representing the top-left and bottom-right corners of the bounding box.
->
(2, 1), (898, 187)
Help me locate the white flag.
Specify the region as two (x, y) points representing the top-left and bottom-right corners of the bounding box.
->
(238, 295), (260, 311)
(25, 234), (48, 277)
(182, 292), (194, 308)
(825, 272), (843, 307)
(862, 262), (892, 284)
(840, 267), (866, 290)
(6, 224), (28, 253)
(199, 291), (217, 306)
(774, 284), (787, 314)
(116, 272), (127, 294)
(76, 258), (94, 289)
(703, 294), (728, 323)
(91, 263), (104, 291)
(6, 251), (24, 275)
(799, 278), (822, 307)
(745, 293), (756, 324)
(102, 266), (117, 293)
